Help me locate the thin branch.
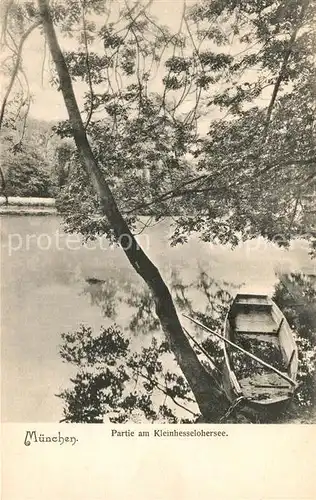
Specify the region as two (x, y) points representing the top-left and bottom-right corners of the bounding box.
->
(159, 0), (186, 116)
(0, 0), (14, 45)
(288, 192), (301, 234)
(263, 0), (310, 139)
(138, 371), (198, 417)
(81, 0), (94, 130)
(124, 174), (209, 214)
(124, 1), (145, 112)
(41, 36), (47, 87)
(298, 171), (316, 188)
(0, 19), (41, 131)
(258, 156), (316, 177)
(14, 67), (32, 146)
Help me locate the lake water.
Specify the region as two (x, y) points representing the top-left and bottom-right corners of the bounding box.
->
(1, 215), (315, 422)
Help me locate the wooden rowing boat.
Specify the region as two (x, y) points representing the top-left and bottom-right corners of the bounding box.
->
(222, 294), (298, 416)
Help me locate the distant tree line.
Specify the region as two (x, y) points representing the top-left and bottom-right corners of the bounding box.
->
(0, 116), (73, 199)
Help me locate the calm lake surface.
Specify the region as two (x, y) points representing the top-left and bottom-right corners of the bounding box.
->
(1, 215), (315, 422)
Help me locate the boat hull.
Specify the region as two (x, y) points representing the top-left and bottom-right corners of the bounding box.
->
(222, 294), (298, 419)
(222, 360), (293, 420)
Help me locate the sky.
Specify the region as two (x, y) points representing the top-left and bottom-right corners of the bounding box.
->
(1, 0), (199, 122)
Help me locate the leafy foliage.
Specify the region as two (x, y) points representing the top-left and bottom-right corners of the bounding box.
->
(2, 0), (316, 423)
(3, 0), (315, 250)
(55, 91), (195, 238)
(1, 146), (53, 197)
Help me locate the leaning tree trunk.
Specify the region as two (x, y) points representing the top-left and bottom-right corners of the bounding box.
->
(37, 0), (229, 422)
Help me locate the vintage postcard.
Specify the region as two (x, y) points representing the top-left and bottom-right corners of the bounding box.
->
(1, 0), (315, 498)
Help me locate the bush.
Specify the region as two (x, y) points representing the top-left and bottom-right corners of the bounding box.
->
(5, 152), (53, 198)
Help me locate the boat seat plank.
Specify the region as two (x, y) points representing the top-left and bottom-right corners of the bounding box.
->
(235, 302), (272, 312)
(239, 372), (292, 402)
(237, 333), (280, 345)
(235, 296), (270, 305)
(234, 311), (278, 334)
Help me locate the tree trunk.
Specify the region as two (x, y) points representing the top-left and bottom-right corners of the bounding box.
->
(37, 0), (229, 422)
(0, 166), (8, 204)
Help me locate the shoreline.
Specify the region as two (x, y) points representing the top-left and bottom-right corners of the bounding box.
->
(0, 196), (57, 215)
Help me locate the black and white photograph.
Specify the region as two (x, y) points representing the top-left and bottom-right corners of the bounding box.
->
(1, 0), (316, 431)
(2, 1), (316, 498)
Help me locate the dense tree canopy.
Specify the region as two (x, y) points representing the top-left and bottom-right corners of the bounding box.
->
(2, 1), (315, 246)
(55, 0), (315, 253)
(163, 0), (316, 248)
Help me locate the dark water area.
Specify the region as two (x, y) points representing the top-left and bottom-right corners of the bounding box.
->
(1, 215), (315, 421)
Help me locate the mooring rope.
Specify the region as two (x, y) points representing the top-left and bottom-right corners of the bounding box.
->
(219, 396), (248, 423)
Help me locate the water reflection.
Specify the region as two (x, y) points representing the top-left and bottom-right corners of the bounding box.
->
(82, 267), (239, 334)
(2, 215), (315, 422)
(83, 278), (119, 320)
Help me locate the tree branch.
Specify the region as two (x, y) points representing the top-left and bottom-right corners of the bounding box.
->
(125, 154), (316, 215)
(81, 0), (94, 130)
(263, 0), (310, 139)
(138, 370), (198, 418)
(0, 19), (41, 131)
(124, 174), (209, 214)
